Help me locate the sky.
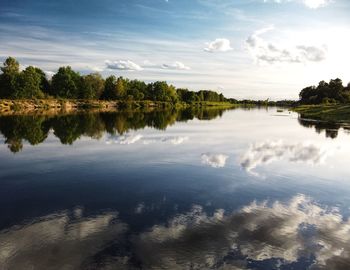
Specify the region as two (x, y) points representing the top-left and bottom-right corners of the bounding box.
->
(0, 0), (349, 99)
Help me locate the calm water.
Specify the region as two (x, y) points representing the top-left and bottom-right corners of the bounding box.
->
(0, 107), (350, 270)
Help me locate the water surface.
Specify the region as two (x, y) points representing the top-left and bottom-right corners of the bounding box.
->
(0, 107), (350, 270)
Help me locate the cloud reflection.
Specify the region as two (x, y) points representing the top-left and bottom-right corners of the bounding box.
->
(0, 208), (127, 270)
(240, 140), (330, 175)
(134, 195), (350, 269)
(2, 196), (350, 269)
(106, 134), (189, 146)
(201, 153), (229, 168)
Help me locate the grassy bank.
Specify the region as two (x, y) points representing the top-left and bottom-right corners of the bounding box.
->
(293, 104), (350, 122)
(0, 99), (236, 115)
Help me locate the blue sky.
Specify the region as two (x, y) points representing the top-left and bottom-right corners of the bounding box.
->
(0, 0), (349, 99)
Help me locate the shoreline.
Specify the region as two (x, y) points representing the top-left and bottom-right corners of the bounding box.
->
(0, 99), (236, 116)
(292, 104), (350, 122)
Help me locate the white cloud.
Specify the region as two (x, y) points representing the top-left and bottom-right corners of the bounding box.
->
(246, 28), (327, 64)
(143, 60), (191, 71)
(201, 153), (229, 168)
(240, 140), (331, 175)
(105, 59), (143, 71)
(204, 38), (233, 53)
(303, 0), (331, 8)
(44, 70), (55, 79)
(161, 61), (190, 70)
(263, 0), (331, 9)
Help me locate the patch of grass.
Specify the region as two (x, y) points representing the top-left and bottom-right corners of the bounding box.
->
(293, 104), (350, 122)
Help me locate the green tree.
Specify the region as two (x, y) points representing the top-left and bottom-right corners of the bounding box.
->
(0, 57), (20, 98)
(34, 67), (50, 95)
(15, 66), (44, 98)
(51, 66), (81, 98)
(116, 77), (126, 99)
(81, 73), (104, 99)
(102, 75), (118, 100)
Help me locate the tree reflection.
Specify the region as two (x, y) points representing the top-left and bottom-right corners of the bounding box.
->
(297, 117), (349, 139)
(0, 107), (229, 153)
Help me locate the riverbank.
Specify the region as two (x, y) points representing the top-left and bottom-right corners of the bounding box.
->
(293, 104), (350, 122)
(0, 99), (236, 115)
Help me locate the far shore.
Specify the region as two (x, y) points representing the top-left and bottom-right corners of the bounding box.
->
(292, 104), (350, 122)
(0, 99), (236, 116)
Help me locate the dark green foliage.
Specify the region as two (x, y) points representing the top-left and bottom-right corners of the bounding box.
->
(15, 66), (44, 98)
(0, 56), (229, 103)
(147, 81), (178, 102)
(299, 78), (350, 104)
(34, 67), (51, 95)
(51, 66), (82, 98)
(102, 75), (118, 100)
(81, 73), (105, 99)
(0, 57), (20, 98)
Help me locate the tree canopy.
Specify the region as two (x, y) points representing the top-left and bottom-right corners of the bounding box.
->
(0, 57), (228, 103)
(299, 78), (350, 104)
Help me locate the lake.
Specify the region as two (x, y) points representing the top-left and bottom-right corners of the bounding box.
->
(0, 107), (350, 270)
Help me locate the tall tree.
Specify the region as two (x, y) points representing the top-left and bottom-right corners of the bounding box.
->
(81, 73), (104, 99)
(51, 66), (81, 98)
(0, 57), (20, 98)
(16, 66), (44, 98)
(116, 77), (126, 99)
(102, 75), (118, 100)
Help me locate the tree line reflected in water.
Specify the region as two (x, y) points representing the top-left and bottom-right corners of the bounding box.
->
(0, 107), (227, 153)
(298, 118), (350, 139)
(1, 108), (349, 153)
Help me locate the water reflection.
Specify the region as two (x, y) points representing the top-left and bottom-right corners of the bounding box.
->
(201, 153), (229, 168)
(0, 208), (127, 270)
(298, 118), (350, 139)
(1, 196), (349, 269)
(240, 140), (331, 176)
(134, 195), (350, 269)
(0, 107), (227, 153)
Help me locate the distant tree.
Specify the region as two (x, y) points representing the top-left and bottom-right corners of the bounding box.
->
(127, 79), (147, 100)
(0, 57), (20, 98)
(149, 81), (178, 102)
(116, 77), (126, 99)
(51, 66), (81, 98)
(15, 66), (44, 98)
(81, 73), (104, 99)
(299, 78), (350, 104)
(102, 75), (118, 100)
(34, 67), (51, 95)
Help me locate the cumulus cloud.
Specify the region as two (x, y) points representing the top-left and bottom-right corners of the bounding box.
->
(246, 28), (327, 64)
(263, 0), (331, 9)
(143, 60), (191, 71)
(105, 59), (143, 71)
(201, 153), (229, 168)
(240, 140), (330, 175)
(204, 38), (233, 52)
(134, 195), (350, 269)
(161, 61), (190, 70)
(0, 208), (127, 270)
